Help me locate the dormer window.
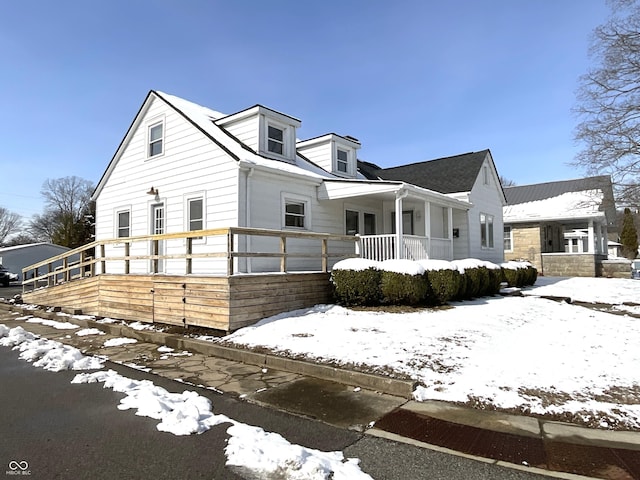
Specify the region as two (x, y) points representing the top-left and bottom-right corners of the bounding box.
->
(268, 125), (284, 155)
(337, 149), (349, 173)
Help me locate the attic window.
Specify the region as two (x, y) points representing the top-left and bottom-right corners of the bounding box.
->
(148, 121), (164, 157)
(337, 149), (349, 173)
(267, 125), (284, 155)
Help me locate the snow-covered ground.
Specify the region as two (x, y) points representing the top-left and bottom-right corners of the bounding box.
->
(219, 276), (640, 430)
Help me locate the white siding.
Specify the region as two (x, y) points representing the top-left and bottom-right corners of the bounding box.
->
(221, 116), (259, 151)
(465, 159), (505, 263)
(297, 142), (332, 173)
(95, 96), (239, 275)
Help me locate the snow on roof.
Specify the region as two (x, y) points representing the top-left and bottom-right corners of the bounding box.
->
(503, 189), (605, 223)
(0, 242), (67, 253)
(155, 91), (337, 181)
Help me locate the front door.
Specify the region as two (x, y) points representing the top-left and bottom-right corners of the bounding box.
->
(151, 203), (165, 272)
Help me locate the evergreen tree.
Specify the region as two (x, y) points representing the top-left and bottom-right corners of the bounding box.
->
(620, 207), (639, 259)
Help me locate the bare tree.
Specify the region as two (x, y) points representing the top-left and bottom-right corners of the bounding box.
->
(29, 176), (95, 248)
(499, 176), (516, 187)
(572, 0), (640, 204)
(0, 207), (21, 245)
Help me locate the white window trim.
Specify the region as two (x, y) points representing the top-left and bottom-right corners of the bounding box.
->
(262, 118), (294, 161)
(480, 212), (495, 249)
(184, 193), (206, 244)
(147, 116), (165, 160)
(114, 206), (132, 247)
(504, 225), (513, 252)
(281, 193), (311, 230)
(336, 148), (350, 175)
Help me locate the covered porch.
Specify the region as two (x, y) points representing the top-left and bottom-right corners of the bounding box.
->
(319, 180), (471, 261)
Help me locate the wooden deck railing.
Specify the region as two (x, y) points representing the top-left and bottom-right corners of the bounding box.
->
(22, 227), (358, 293)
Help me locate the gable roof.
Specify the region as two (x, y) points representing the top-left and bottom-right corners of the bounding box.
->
(92, 91), (339, 201)
(504, 176), (613, 205)
(358, 150), (492, 194)
(503, 176), (617, 226)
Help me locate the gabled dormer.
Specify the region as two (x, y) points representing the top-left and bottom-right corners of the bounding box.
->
(296, 134), (361, 178)
(216, 105), (301, 163)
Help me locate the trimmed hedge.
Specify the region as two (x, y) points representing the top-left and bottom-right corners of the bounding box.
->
(380, 271), (430, 305)
(331, 268), (381, 306)
(426, 269), (462, 305)
(331, 259), (538, 307)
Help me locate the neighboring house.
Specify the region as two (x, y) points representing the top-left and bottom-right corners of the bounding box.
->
(503, 176), (617, 277)
(0, 243), (72, 281)
(358, 150), (506, 264)
(91, 91), (505, 274)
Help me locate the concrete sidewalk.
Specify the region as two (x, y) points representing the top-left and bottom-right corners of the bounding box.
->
(1, 302), (639, 480)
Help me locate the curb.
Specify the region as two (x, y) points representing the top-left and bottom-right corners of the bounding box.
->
(0, 302), (415, 398)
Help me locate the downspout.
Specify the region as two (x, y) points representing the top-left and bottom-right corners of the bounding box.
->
(395, 188), (409, 259)
(239, 159), (256, 273)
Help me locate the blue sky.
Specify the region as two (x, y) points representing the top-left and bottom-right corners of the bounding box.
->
(0, 1), (609, 219)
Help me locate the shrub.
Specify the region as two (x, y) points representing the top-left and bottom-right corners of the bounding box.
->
(501, 267), (523, 287)
(524, 264), (538, 286)
(331, 268), (381, 306)
(485, 267), (503, 295)
(380, 271), (429, 305)
(465, 266), (490, 297)
(426, 268), (462, 304)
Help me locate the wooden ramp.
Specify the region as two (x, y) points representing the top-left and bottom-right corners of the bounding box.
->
(23, 272), (332, 332)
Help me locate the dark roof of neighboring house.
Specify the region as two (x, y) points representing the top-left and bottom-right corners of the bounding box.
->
(357, 150), (491, 194)
(504, 176), (613, 205)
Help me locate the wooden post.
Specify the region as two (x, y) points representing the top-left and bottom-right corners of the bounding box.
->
(152, 239), (159, 274)
(186, 237), (193, 274)
(280, 235), (287, 273)
(124, 242), (130, 274)
(63, 257), (69, 282)
(47, 264), (53, 287)
(227, 229), (234, 276)
(321, 238), (328, 272)
(100, 244), (106, 274)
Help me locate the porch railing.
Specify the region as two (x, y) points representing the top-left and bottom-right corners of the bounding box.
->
(22, 227), (358, 293)
(358, 234), (452, 261)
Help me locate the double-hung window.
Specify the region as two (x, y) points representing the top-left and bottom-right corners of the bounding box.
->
(285, 201), (305, 228)
(267, 125), (284, 155)
(480, 213), (494, 248)
(148, 121), (164, 157)
(117, 210), (130, 238)
(188, 198), (203, 232)
(337, 149), (349, 173)
(504, 226), (512, 251)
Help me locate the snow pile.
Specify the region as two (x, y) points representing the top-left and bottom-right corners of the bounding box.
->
(451, 258), (500, 273)
(332, 258), (380, 271)
(380, 259), (425, 275)
(72, 369), (228, 435)
(25, 317), (80, 330)
(417, 259), (458, 272)
(0, 325), (104, 371)
(103, 337), (138, 347)
(226, 423), (371, 480)
(76, 328), (106, 336)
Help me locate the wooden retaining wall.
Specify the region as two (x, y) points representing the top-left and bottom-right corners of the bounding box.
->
(22, 273), (332, 332)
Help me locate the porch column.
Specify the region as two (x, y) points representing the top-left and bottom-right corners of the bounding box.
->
(588, 220), (595, 253)
(395, 189), (407, 259)
(424, 201), (431, 258)
(447, 207), (453, 260)
(602, 224), (608, 256)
